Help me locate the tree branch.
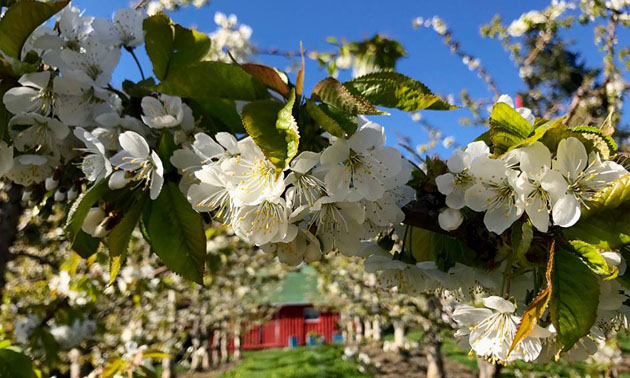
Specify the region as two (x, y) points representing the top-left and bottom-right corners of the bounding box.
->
(0, 184), (23, 294)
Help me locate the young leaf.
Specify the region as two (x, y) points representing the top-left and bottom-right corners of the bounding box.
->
(155, 61), (269, 101)
(571, 125), (618, 158)
(404, 226), (480, 270)
(0, 0), (69, 59)
(343, 72), (457, 112)
(305, 100), (356, 138)
(509, 241), (554, 356)
(240, 63), (290, 98)
(312, 77), (387, 115)
(507, 118), (564, 151)
(296, 42), (305, 99)
(241, 90), (299, 173)
(550, 246), (599, 352)
(143, 14), (211, 80)
(143, 183), (206, 284)
(105, 198), (147, 284)
(0, 347), (38, 378)
(489, 103), (534, 155)
(568, 240), (618, 278)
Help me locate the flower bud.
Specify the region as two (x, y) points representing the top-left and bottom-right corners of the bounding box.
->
(82, 208), (106, 237)
(67, 187), (78, 201)
(54, 189), (66, 202)
(21, 190), (32, 202)
(45, 177), (59, 191)
(438, 208), (463, 231)
(108, 170), (131, 190)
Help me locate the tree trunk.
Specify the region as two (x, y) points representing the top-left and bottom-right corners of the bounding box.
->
(363, 319), (372, 341)
(161, 358), (176, 378)
(372, 319), (381, 342)
(393, 321), (405, 350)
(69, 349), (81, 378)
(220, 330), (228, 363)
(0, 184), (22, 294)
(211, 329), (219, 367)
(345, 318), (354, 343)
(426, 340), (445, 378)
(354, 317), (363, 343)
(233, 325), (241, 360)
(477, 357), (501, 378)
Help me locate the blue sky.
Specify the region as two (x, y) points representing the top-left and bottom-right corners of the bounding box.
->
(74, 0), (629, 157)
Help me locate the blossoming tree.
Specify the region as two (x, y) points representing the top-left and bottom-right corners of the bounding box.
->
(2, 0), (630, 374)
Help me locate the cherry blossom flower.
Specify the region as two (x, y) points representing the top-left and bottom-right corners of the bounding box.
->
(436, 141), (490, 209)
(541, 137), (627, 227)
(514, 142), (553, 232)
(222, 137), (285, 206)
(140, 95), (184, 129)
(92, 9), (146, 48)
(310, 196), (365, 255)
(465, 156), (524, 234)
(187, 165), (235, 221)
(74, 127), (112, 182)
(3, 72), (54, 116)
(320, 120), (402, 202)
(453, 296), (546, 363)
(232, 198), (293, 246)
(109, 131), (164, 200)
(9, 113), (69, 154)
(7, 154), (57, 186)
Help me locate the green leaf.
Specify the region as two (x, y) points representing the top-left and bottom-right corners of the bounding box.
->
(562, 175), (630, 250)
(568, 240), (617, 277)
(489, 102), (534, 155)
(305, 99), (357, 138)
(188, 98), (244, 134)
(343, 72), (457, 111)
(72, 231), (101, 258)
(143, 14), (211, 80)
(65, 180), (110, 251)
(155, 61), (269, 101)
(157, 131), (176, 174)
(511, 221), (533, 262)
(143, 183), (206, 284)
(0, 0), (69, 59)
(312, 77), (387, 115)
(105, 197), (146, 284)
(571, 125), (618, 158)
(241, 90), (299, 173)
(550, 247), (599, 351)
(404, 226), (480, 270)
(0, 348), (37, 378)
(507, 118), (564, 151)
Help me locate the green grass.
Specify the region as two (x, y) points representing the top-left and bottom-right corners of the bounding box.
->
(220, 344), (370, 378)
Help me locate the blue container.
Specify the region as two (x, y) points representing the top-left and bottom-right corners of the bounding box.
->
(306, 335), (316, 346)
(332, 333), (344, 343)
(288, 336), (298, 348)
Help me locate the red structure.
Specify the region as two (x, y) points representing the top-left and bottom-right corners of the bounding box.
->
(241, 304), (340, 350)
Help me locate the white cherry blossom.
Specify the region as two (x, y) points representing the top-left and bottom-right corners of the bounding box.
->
(310, 196), (365, 255)
(514, 142), (553, 232)
(9, 113), (69, 154)
(92, 9), (146, 48)
(140, 95), (184, 129)
(541, 137), (628, 227)
(3, 72), (54, 116)
(74, 127), (112, 182)
(7, 154), (56, 186)
(465, 156), (524, 234)
(109, 131), (164, 200)
(436, 141), (490, 209)
(60, 37), (121, 87)
(438, 207), (463, 231)
(453, 296), (545, 363)
(232, 198), (293, 246)
(187, 165), (235, 221)
(320, 120), (402, 202)
(221, 137), (285, 206)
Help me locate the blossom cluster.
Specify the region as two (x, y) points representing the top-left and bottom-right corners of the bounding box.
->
(435, 95), (627, 234)
(172, 117), (414, 265)
(0, 6), (145, 201)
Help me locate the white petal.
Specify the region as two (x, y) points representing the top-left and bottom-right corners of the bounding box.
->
(447, 149), (470, 173)
(552, 193), (581, 228)
(320, 140), (349, 166)
(438, 208), (463, 231)
(520, 142), (551, 179)
(482, 296), (515, 313)
(435, 173), (455, 195)
(464, 183), (492, 212)
(554, 137), (587, 180)
(453, 305), (493, 325)
(525, 195), (550, 233)
(290, 151), (320, 174)
(118, 131), (150, 158)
